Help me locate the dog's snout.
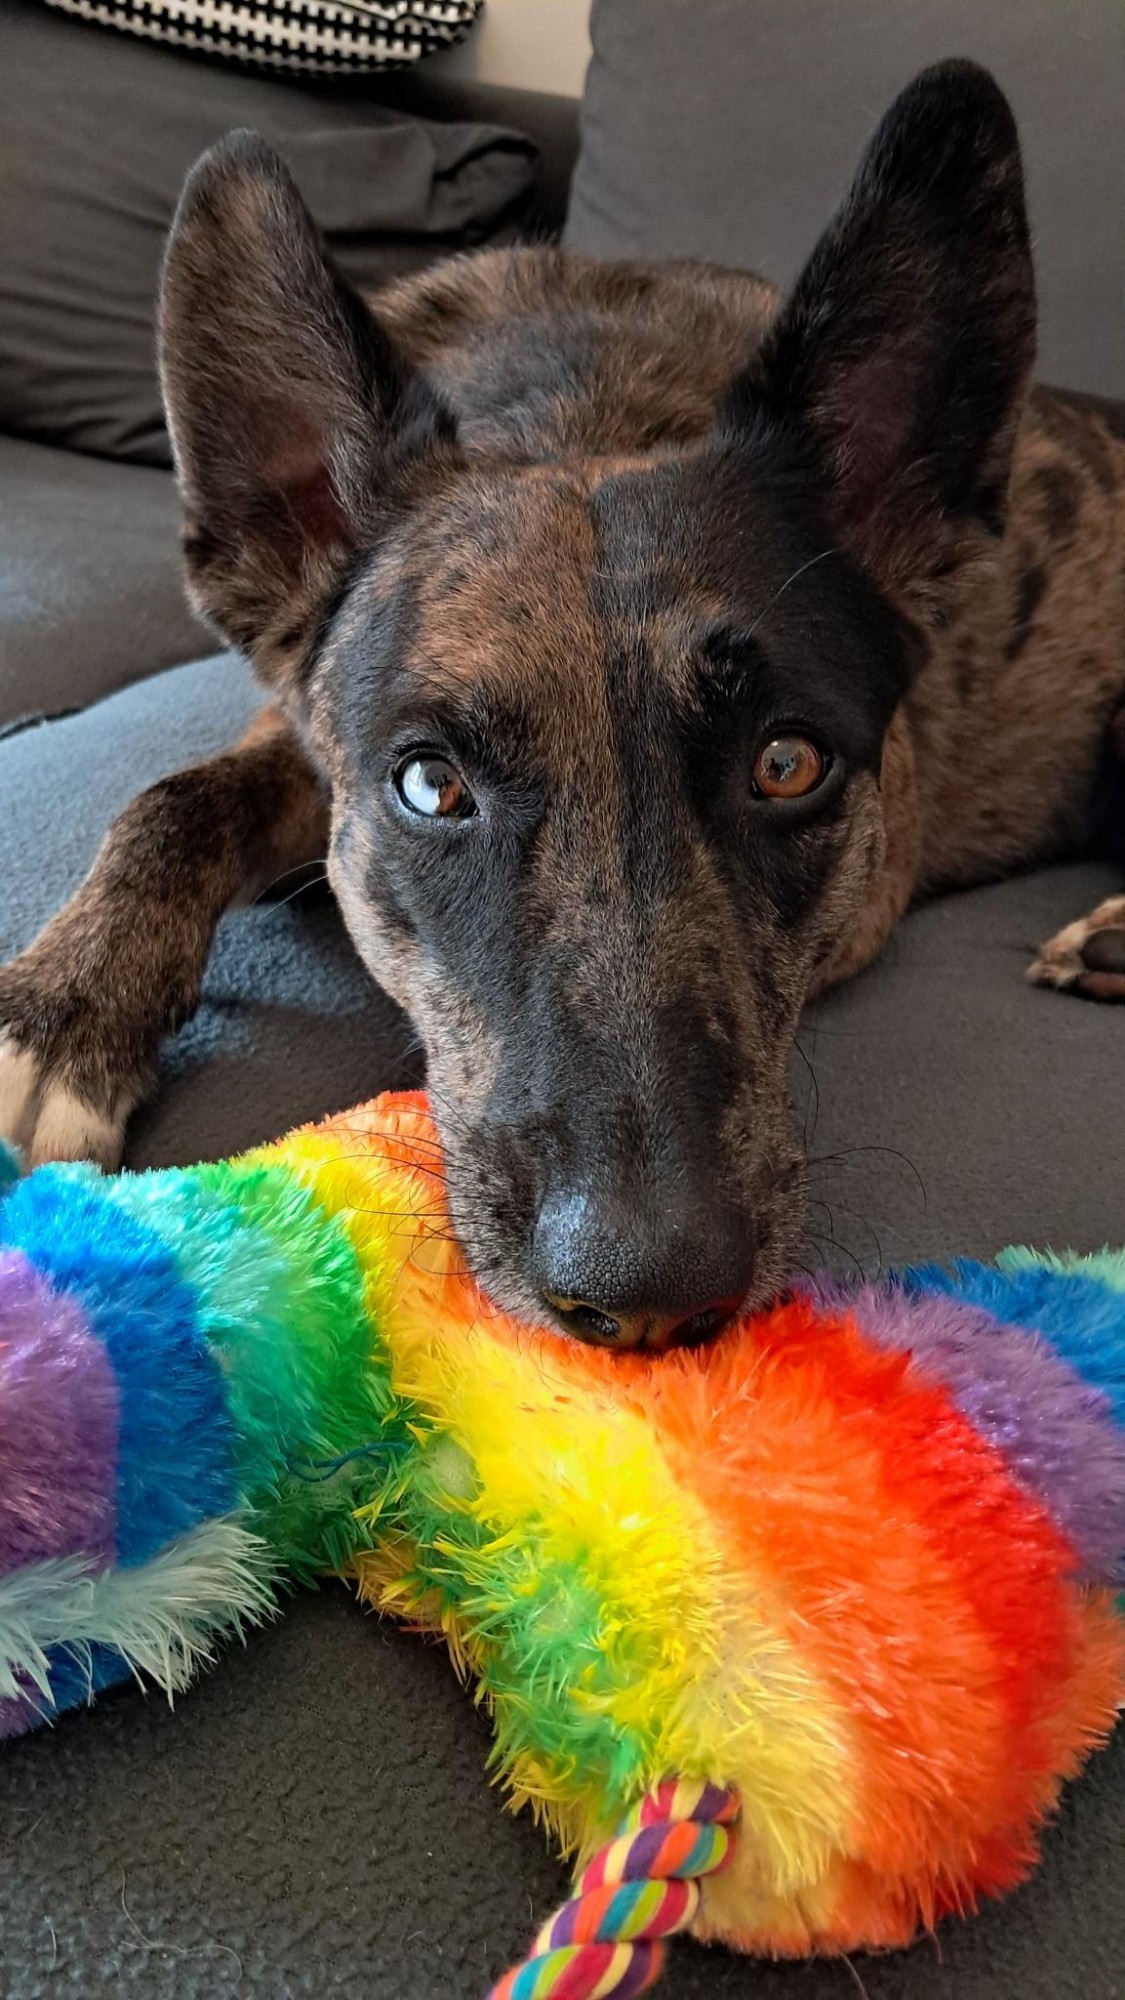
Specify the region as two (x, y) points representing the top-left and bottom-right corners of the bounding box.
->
(532, 1183), (754, 1349)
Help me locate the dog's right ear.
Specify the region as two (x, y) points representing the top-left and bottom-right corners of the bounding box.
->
(159, 132), (457, 676)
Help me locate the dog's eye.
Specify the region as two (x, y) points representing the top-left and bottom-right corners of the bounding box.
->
(751, 735), (826, 801)
(395, 755), (477, 820)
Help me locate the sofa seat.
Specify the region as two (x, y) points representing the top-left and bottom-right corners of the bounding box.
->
(1, 655), (1123, 1997)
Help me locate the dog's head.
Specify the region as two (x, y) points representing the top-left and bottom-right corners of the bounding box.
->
(160, 62), (1034, 1345)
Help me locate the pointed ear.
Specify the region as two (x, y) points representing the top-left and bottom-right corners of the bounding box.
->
(159, 132), (457, 675)
(721, 62), (1036, 600)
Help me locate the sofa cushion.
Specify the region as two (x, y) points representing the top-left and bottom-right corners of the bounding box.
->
(565, 0), (1125, 397)
(0, 0), (539, 467)
(41, 0), (482, 75)
(0, 434), (210, 727)
(1, 655), (1124, 1995)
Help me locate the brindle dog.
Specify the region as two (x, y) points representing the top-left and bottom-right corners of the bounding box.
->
(0, 62), (1122, 1348)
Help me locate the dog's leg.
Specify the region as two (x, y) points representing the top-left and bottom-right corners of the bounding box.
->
(1028, 705), (1125, 1002)
(0, 708), (328, 1167)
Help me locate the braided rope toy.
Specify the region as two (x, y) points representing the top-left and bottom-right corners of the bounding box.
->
(2, 1092), (1125, 1995)
(490, 1780), (740, 1998)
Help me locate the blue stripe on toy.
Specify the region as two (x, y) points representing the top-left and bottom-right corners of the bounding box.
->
(34, 1641), (133, 1721)
(0, 1166), (236, 1565)
(902, 1260), (1125, 1429)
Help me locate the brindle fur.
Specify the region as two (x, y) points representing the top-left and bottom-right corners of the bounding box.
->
(0, 710), (326, 1165)
(1, 62), (1122, 1343)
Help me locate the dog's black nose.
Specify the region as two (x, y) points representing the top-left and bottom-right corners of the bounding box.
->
(532, 1185), (754, 1349)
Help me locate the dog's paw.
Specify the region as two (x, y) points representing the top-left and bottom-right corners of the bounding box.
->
(0, 951), (136, 1170)
(1027, 895), (1125, 1003)
(0, 1034), (128, 1170)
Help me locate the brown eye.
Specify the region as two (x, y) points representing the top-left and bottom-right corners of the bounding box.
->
(751, 735), (826, 801)
(395, 755), (476, 819)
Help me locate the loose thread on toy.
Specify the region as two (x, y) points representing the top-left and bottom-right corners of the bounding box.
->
(285, 1440), (412, 1483)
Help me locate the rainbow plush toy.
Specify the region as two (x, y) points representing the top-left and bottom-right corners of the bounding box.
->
(2, 1093), (1125, 1998)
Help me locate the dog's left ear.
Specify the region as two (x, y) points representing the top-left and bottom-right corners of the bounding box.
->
(721, 61), (1035, 597)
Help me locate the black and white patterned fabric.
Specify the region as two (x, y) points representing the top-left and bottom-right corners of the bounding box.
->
(41, 0), (482, 74)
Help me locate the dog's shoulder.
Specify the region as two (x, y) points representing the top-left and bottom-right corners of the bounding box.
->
(1002, 384), (1125, 668)
(371, 246), (781, 456)
(906, 381), (1125, 891)
(1016, 383), (1125, 533)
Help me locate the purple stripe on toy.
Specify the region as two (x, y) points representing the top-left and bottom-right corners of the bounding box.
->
(0, 1676), (43, 1739)
(0, 1250), (118, 1574)
(620, 1823), (668, 1882)
(0, 1643), (132, 1740)
(608, 1942), (662, 1998)
(806, 1277), (1125, 1583)
(690, 1781), (732, 1822)
(546, 1896), (580, 1947)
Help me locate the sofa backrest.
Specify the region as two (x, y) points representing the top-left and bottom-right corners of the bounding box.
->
(566, 0), (1124, 397)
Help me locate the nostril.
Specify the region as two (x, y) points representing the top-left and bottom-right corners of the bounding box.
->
(670, 1302), (737, 1347)
(541, 1289), (745, 1350)
(541, 1290), (621, 1343)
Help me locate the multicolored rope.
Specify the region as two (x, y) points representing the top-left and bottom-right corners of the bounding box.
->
(489, 1780), (740, 1999)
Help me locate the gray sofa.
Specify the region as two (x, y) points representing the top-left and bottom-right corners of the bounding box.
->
(2, 3), (1123, 1996)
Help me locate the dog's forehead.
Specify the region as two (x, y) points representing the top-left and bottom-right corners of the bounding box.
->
(323, 445), (903, 776)
(369, 455), (795, 686)
(407, 452), (783, 582)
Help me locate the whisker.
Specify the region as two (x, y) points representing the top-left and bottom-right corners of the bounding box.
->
(807, 1144), (927, 1206)
(300, 1143), (450, 1203)
(807, 1194), (884, 1277)
(803, 1223), (868, 1284)
(255, 869), (330, 914)
(421, 1082), (487, 1146)
(745, 548), (840, 640)
(791, 1031), (821, 1152)
(262, 855), (330, 890)
(322, 1129), (451, 1176)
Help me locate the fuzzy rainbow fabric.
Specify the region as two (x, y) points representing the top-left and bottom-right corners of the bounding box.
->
(2, 1092), (1125, 1964)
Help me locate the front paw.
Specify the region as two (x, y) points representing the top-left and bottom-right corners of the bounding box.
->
(0, 969), (136, 1169)
(1027, 895), (1125, 1003)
